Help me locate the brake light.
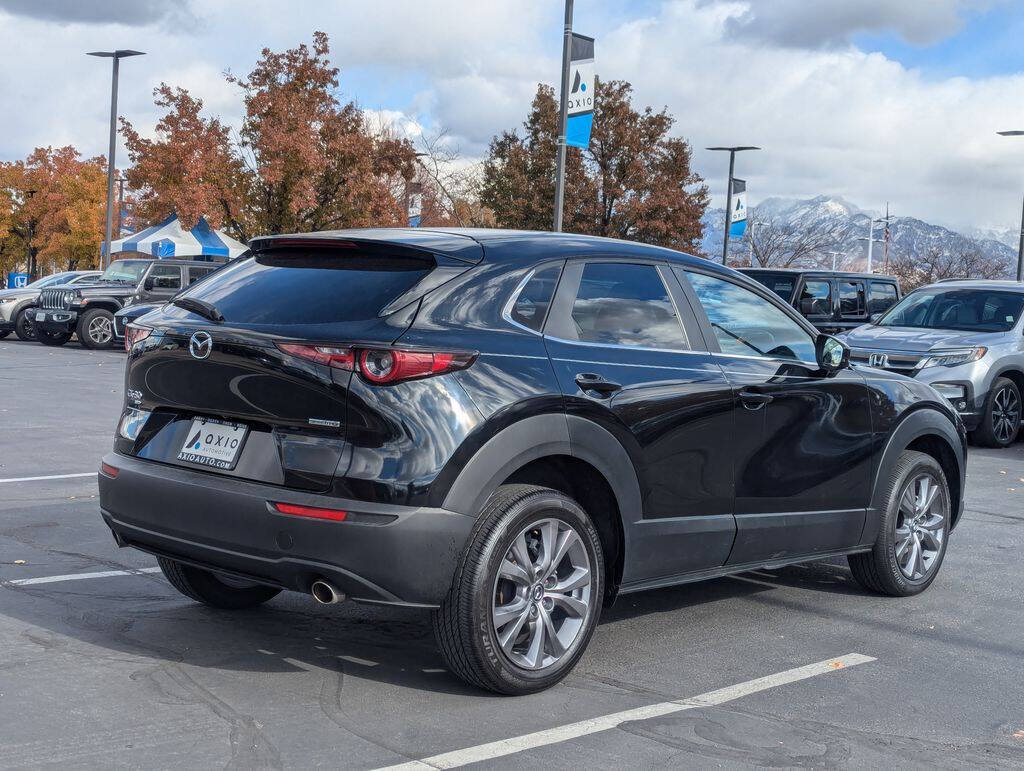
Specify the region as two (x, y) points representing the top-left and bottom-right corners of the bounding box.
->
(272, 501), (348, 521)
(275, 343), (355, 370)
(358, 349), (473, 384)
(125, 324), (152, 351)
(100, 461), (120, 478)
(276, 342), (474, 383)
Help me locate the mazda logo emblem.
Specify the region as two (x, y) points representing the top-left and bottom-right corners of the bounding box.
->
(189, 331), (213, 360)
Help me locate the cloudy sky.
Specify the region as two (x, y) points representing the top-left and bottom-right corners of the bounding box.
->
(2, 0), (1024, 232)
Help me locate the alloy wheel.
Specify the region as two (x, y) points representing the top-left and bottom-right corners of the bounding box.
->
(894, 472), (946, 581)
(88, 316), (113, 345)
(491, 518), (592, 671)
(991, 385), (1020, 445)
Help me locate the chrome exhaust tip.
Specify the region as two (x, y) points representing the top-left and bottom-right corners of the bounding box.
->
(311, 579), (344, 605)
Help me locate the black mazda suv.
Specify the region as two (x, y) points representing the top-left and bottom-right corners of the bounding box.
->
(98, 228), (966, 694)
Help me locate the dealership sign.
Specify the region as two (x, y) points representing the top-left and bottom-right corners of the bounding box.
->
(566, 33), (595, 148)
(728, 178), (748, 239)
(6, 272), (28, 289)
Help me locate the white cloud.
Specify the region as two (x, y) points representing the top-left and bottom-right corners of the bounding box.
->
(1, 0), (1022, 232)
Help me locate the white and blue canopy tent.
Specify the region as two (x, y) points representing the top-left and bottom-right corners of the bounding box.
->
(104, 213), (248, 261)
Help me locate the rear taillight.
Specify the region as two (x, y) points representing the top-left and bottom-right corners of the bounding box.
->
(276, 343), (474, 384)
(275, 343), (356, 370)
(100, 461), (120, 478)
(125, 324), (152, 351)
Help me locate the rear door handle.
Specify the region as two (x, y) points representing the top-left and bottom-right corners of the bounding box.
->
(575, 373), (622, 396)
(739, 389), (773, 410)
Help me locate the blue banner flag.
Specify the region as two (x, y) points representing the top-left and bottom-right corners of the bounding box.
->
(566, 34), (595, 148)
(728, 178), (748, 239)
(6, 272), (29, 289)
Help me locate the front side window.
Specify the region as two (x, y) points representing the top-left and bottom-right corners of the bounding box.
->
(187, 266), (216, 286)
(568, 262), (686, 349)
(839, 281), (866, 317)
(148, 264), (182, 290)
(685, 271), (816, 363)
(798, 280), (832, 316)
(509, 264), (561, 332)
(868, 282), (898, 315)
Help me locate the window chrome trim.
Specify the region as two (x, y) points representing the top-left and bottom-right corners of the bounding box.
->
(500, 268), (541, 335)
(544, 333), (696, 356)
(709, 350), (818, 367)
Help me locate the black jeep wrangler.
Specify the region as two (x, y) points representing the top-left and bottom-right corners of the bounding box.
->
(35, 258), (223, 349)
(740, 269), (902, 334)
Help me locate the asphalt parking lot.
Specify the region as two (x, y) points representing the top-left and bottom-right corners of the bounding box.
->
(1, 338), (1023, 769)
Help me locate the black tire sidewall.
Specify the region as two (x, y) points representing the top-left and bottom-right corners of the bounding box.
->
(982, 378), (1020, 447)
(37, 329), (71, 346)
(874, 452), (951, 596)
(78, 308), (116, 349)
(468, 489), (603, 693)
(14, 308), (37, 341)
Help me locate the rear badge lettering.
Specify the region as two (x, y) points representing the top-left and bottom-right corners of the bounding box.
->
(308, 418), (341, 428)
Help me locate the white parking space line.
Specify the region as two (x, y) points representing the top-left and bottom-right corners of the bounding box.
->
(4, 567), (161, 587)
(0, 472), (96, 484)
(378, 653), (875, 770)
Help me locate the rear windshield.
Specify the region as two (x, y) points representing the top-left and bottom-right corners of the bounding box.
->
(178, 249), (433, 324)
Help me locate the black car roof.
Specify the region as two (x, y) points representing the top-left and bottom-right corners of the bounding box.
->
(250, 227), (728, 276)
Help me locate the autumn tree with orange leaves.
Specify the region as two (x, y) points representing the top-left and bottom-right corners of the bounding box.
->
(0, 146), (108, 277)
(122, 32), (425, 241)
(480, 79), (708, 252)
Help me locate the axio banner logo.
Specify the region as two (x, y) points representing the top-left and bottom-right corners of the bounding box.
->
(728, 178), (748, 239)
(7, 272), (29, 289)
(566, 33), (595, 148)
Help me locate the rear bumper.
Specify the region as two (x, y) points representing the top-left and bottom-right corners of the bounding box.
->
(98, 453), (474, 608)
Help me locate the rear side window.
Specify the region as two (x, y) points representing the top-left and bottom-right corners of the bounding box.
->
(839, 281), (866, 317)
(180, 249), (433, 324)
(568, 262), (686, 349)
(869, 281), (898, 314)
(509, 264), (561, 332)
(188, 266), (216, 286)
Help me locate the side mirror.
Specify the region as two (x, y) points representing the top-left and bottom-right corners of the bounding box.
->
(143, 276), (155, 291)
(869, 312), (882, 324)
(815, 334), (849, 373)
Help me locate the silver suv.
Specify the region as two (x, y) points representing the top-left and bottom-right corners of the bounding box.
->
(842, 280), (1024, 447)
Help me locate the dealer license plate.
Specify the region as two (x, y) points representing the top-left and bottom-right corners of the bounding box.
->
(177, 417), (248, 470)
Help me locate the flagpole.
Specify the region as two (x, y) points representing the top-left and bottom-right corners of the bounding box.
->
(553, 0), (574, 232)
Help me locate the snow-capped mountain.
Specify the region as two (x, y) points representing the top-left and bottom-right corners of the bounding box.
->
(701, 195), (1016, 273)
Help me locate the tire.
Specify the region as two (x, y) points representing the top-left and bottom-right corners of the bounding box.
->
(77, 308), (116, 349)
(36, 328), (71, 347)
(849, 450), (951, 597)
(14, 307), (37, 341)
(970, 377), (1021, 448)
(157, 557), (281, 609)
(433, 484), (604, 695)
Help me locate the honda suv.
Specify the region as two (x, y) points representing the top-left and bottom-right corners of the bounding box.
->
(98, 229), (966, 694)
(842, 280), (1024, 447)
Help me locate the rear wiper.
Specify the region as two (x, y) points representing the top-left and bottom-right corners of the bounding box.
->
(171, 297), (224, 323)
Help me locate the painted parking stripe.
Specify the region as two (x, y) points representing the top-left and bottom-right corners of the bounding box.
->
(377, 653), (875, 770)
(0, 472), (96, 484)
(4, 567), (161, 586)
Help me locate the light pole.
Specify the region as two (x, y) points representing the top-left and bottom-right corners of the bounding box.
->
(24, 189), (37, 281)
(553, 0), (574, 232)
(707, 146), (759, 264)
(88, 49), (145, 270)
(997, 130), (1024, 281)
(824, 250), (844, 271)
(859, 217), (885, 273)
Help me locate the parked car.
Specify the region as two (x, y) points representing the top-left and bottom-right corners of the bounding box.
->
(0, 271), (101, 341)
(34, 257), (223, 348)
(98, 229), (965, 695)
(741, 269), (901, 334)
(842, 279), (1024, 447)
(114, 302), (162, 347)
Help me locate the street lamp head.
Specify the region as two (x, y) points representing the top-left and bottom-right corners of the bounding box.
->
(706, 146), (761, 152)
(87, 50), (146, 59)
